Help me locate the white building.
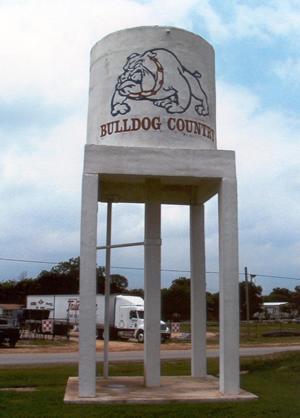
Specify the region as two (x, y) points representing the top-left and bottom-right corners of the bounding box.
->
(263, 302), (288, 319)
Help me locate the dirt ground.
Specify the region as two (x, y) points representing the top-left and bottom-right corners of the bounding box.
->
(0, 332), (218, 354)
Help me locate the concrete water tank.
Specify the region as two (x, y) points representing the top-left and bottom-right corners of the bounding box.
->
(87, 26), (216, 150)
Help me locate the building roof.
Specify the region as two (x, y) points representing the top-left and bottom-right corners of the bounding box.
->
(0, 304), (23, 310)
(263, 302), (288, 307)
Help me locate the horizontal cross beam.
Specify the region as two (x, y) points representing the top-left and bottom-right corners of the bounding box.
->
(96, 241), (145, 250)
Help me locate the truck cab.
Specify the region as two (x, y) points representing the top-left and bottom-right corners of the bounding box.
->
(114, 296), (170, 343)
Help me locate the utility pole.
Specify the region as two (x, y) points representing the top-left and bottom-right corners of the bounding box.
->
(244, 266), (250, 337)
(103, 202), (112, 379)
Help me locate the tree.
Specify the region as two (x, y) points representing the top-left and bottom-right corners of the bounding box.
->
(15, 278), (40, 303)
(110, 274), (128, 293)
(36, 258), (80, 295)
(161, 278), (221, 321)
(96, 270), (128, 294)
(0, 280), (19, 304)
(290, 286), (300, 315)
(51, 257), (80, 276)
(264, 287), (292, 303)
(0, 257), (129, 304)
(162, 277), (191, 321)
(207, 291), (219, 321)
(129, 288), (144, 298)
(36, 258), (129, 295)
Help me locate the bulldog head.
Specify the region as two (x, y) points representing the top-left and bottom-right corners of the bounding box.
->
(115, 50), (164, 98)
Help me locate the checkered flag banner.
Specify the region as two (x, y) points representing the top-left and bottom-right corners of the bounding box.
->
(42, 319), (54, 333)
(171, 322), (181, 333)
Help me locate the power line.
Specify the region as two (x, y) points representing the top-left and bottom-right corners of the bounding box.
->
(253, 273), (300, 282)
(1, 256), (300, 282)
(0, 258), (215, 274)
(109, 267), (300, 281)
(112, 265), (218, 274)
(0, 257), (59, 265)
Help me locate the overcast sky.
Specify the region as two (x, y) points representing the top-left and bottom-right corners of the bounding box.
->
(0, 0), (300, 294)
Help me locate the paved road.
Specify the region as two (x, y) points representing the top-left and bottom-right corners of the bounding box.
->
(1, 345), (300, 365)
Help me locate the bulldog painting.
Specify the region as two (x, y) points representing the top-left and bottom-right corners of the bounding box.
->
(111, 48), (209, 117)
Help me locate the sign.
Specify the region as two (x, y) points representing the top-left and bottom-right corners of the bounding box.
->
(42, 319), (53, 334)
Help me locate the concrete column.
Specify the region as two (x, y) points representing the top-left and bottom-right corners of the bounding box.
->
(218, 177), (240, 395)
(79, 173), (98, 397)
(190, 204), (207, 377)
(144, 202), (161, 387)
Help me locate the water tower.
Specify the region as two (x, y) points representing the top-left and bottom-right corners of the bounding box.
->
(65, 26), (252, 403)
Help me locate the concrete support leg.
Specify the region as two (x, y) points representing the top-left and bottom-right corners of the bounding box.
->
(190, 204), (207, 377)
(144, 202), (161, 387)
(218, 178), (240, 395)
(79, 173), (98, 397)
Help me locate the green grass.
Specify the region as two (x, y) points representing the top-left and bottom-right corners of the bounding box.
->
(215, 321), (300, 345)
(178, 321), (300, 345)
(1, 353), (300, 417)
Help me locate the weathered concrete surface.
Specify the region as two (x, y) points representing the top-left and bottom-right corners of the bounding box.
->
(87, 26), (216, 150)
(190, 204), (207, 377)
(79, 143), (240, 395)
(218, 177), (240, 394)
(144, 200), (161, 387)
(84, 145), (236, 206)
(64, 375), (257, 404)
(84, 145), (235, 179)
(79, 173), (98, 397)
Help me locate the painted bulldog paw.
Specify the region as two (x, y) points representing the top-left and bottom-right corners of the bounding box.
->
(111, 103), (130, 116)
(195, 104), (209, 116)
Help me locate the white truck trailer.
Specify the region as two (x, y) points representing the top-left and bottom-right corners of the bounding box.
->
(26, 294), (170, 342)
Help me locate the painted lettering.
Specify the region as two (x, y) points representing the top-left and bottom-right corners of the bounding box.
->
(176, 118), (185, 132)
(131, 118), (141, 131)
(141, 117), (151, 130)
(152, 117), (161, 130)
(99, 116), (215, 142)
(100, 117), (162, 138)
(100, 124), (107, 137)
(167, 118), (176, 130)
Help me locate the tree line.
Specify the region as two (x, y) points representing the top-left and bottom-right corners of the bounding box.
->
(0, 258), (128, 305)
(1, 257), (300, 321)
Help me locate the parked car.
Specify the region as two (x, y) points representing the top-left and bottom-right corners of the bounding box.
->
(0, 318), (20, 348)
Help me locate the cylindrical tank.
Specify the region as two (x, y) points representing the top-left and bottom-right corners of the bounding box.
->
(87, 26), (216, 150)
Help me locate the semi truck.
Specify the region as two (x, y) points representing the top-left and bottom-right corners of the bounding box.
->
(26, 294), (170, 343)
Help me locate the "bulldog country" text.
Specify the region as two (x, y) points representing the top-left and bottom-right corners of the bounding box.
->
(99, 117), (215, 141)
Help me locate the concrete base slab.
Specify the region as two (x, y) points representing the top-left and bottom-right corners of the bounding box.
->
(64, 376), (257, 404)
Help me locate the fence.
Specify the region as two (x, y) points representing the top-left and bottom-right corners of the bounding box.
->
(169, 320), (300, 340)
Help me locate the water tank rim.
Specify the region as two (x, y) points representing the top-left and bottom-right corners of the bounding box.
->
(90, 25), (214, 55)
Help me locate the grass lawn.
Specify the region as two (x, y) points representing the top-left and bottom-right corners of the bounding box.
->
(0, 353), (300, 418)
(181, 321), (300, 345)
